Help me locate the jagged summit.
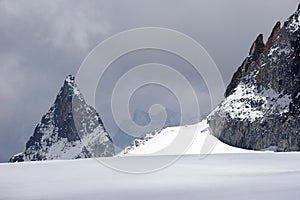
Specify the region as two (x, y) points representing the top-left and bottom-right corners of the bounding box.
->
(208, 5), (300, 151)
(10, 75), (115, 162)
(249, 33), (264, 57)
(225, 21), (282, 98)
(264, 21), (281, 51)
(65, 74), (75, 82)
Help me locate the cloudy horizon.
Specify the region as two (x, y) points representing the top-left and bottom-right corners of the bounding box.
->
(0, 0), (299, 162)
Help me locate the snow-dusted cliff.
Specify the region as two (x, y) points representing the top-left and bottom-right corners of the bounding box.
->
(208, 5), (300, 151)
(9, 75), (114, 162)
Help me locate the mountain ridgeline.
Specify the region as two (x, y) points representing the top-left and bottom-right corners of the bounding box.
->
(9, 4), (300, 162)
(10, 75), (114, 162)
(208, 5), (300, 151)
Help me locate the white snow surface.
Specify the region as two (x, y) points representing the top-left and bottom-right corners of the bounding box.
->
(1, 153), (300, 200)
(119, 120), (255, 156)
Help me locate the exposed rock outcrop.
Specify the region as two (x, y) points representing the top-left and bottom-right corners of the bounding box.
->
(264, 21), (281, 51)
(208, 5), (300, 151)
(10, 75), (115, 162)
(225, 33), (265, 97)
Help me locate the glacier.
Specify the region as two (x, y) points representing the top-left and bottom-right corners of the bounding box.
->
(1, 153), (300, 200)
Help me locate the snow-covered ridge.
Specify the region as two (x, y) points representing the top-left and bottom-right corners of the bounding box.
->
(119, 120), (256, 156)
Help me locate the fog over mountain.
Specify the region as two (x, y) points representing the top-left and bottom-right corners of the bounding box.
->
(0, 0), (298, 162)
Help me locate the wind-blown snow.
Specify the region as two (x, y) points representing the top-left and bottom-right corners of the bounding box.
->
(1, 153), (300, 200)
(119, 120), (256, 156)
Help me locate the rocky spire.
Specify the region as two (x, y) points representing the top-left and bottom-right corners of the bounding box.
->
(264, 21), (281, 51)
(249, 34), (265, 57)
(225, 34), (265, 97)
(209, 4), (300, 152)
(10, 75), (115, 162)
(226, 21), (283, 97)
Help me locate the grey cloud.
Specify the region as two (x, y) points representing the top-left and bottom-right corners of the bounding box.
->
(1, 0), (111, 51)
(0, 0), (299, 161)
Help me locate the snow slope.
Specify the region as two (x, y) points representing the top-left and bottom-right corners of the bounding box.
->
(1, 154), (300, 200)
(119, 120), (256, 156)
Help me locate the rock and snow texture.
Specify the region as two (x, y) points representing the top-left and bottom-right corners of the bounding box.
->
(119, 120), (255, 156)
(122, 5), (300, 155)
(208, 5), (300, 151)
(8, 5), (300, 162)
(9, 75), (114, 162)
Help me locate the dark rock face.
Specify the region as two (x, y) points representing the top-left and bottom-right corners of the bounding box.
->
(208, 5), (300, 151)
(10, 75), (114, 162)
(225, 33), (266, 98)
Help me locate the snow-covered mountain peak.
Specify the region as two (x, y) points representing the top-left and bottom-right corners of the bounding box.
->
(9, 75), (115, 162)
(65, 74), (75, 84)
(208, 5), (300, 152)
(119, 5), (300, 155)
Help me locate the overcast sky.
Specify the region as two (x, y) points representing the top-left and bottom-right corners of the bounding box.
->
(0, 0), (298, 162)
